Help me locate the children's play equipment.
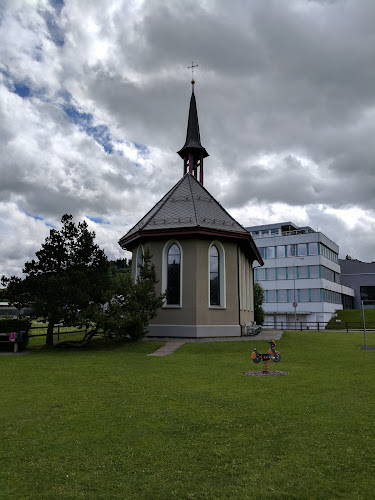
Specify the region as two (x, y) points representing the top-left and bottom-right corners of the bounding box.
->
(251, 340), (281, 372)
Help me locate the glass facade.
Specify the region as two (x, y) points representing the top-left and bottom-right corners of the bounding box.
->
(255, 265), (339, 283)
(264, 288), (340, 304)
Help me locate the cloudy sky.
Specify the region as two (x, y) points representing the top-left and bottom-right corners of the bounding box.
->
(1, 0), (374, 278)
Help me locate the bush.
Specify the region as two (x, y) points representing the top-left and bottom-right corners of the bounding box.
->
(0, 317), (31, 350)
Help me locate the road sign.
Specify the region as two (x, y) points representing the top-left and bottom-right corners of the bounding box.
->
(293, 302), (298, 308)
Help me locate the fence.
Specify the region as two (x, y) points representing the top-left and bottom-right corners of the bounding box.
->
(29, 324), (88, 341)
(262, 321), (375, 332)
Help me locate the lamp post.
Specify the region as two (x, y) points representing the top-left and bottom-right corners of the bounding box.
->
(293, 257), (304, 325)
(362, 300), (367, 349)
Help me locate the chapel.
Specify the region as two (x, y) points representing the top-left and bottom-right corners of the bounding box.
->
(119, 79), (263, 337)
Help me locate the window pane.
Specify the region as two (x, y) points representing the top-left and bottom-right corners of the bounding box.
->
(167, 244), (180, 304)
(297, 244), (307, 256)
(298, 266), (308, 279)
(258, 247), (265, 258)
(278, 290), (287, 302)
(210, 245), (220, 306)
(168, 244), (180, 265)
(267, 290), (276, 302)
(310, 289), (321, 302)
(266, 247), (275, 259)
(289, 289), (297, 302)
(287, 267), (296, 279)
(287, 244), (297, 257)
(277, 267), (286, 280)
(271, 229), (279, 235)
(256, 268), (265, 281)
(309, 242), (318, 255)
(261, 230), (269, 236)
(277, 245), (285, 258)
(267, 268), (276, 280)
(309, 266), (320, 278)
(300, 289), (309, 302)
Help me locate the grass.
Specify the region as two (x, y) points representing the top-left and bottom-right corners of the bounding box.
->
(1, 332), (374, 499)
(326, 308), (375, 329)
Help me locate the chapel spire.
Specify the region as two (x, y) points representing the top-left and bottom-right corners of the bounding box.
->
(177, 69), (209, 185)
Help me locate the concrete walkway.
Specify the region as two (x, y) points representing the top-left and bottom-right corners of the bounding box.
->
(147, 330), (283, 356)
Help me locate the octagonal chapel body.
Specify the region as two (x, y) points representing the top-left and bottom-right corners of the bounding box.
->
(119, 84), (263, 337)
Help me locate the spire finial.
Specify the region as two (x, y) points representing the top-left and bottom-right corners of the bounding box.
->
(188, 61), (198, 89)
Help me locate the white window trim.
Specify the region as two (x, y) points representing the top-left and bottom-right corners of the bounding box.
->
(208, 241), (226, 309)
(135, 244), (144, 282)
(162, 240), (183, 308)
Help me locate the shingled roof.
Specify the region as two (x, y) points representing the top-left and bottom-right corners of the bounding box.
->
(120, 172), (244, 240)
(119, 173), (263, 264)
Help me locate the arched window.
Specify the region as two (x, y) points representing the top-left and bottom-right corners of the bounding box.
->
(209, 241), (226, 307)
(135, 245), (144, 282)
(210, 245), (220, 305)
(167, 243), (181, 305)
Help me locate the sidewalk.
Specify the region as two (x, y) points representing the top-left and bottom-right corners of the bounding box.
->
(147, 330), (283, 356)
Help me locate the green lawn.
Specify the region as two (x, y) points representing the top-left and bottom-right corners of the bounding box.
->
(1, 332), (374, 499)
(326, 309), (375, 329)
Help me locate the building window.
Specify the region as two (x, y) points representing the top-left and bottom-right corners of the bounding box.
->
(278, 290), (288, 302)
(310, 289), (322, 302)
(298, 266), (308, 279)
(287, 244), (296, 257)
(255, 268), (265, 281)
(271, 229), (279, 236)
(162, 241), (183, 307)
(266, 268), (276, 280)
(287, 267), (296, 280)
(209, 241), (226, 307)
(135, 245), (144, 282)
(308, 242), (319, 255)
(360, 286), (375, 302)
(267, 290), (277, 302)
(277, 245), (286, 258)
(258, 247), (265, 259)
(309, 266), (320, 279)
(210, 245), (220, 305)
(297, 243), (307, 256)
(266, 247), (275, 259)
(299, 289), (309, 302)
(167, 243), (181, 305)
(277, 267), (287, 280)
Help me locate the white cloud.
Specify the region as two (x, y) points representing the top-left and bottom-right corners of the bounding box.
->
(0, 0), (374, 278)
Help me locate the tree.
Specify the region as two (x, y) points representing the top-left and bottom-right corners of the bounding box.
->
(254, 282), (265, 325)
(1, 215), (109, 347)
(56, 248), (164, 347)
(100, 249), (164, 341)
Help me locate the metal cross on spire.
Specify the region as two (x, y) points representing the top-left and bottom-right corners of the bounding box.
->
(188, 62), (198, 84)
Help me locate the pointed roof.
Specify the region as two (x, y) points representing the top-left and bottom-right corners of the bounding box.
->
(118, 173), (263, 264)
(177, 88), (209, 159)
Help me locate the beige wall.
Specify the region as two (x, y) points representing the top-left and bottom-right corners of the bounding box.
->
(131, 236), (254, 329)
(238, 248), (255, 324)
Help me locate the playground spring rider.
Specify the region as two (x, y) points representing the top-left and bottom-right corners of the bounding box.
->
(251, 340), (281, 371)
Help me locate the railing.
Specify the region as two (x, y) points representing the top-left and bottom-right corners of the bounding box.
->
(262, 321), (375, 332)
(29, 324), (88, 341)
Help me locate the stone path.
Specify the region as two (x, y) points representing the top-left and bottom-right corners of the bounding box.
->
(147, 330), (283, 356)
(0, 351), (30, 356)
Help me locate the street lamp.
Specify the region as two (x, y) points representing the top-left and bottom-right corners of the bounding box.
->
(293, 257), (304, 325)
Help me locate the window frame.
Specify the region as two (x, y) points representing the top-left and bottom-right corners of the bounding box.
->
(208, 241), (226, 308)
(162, 240), (183, 308)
